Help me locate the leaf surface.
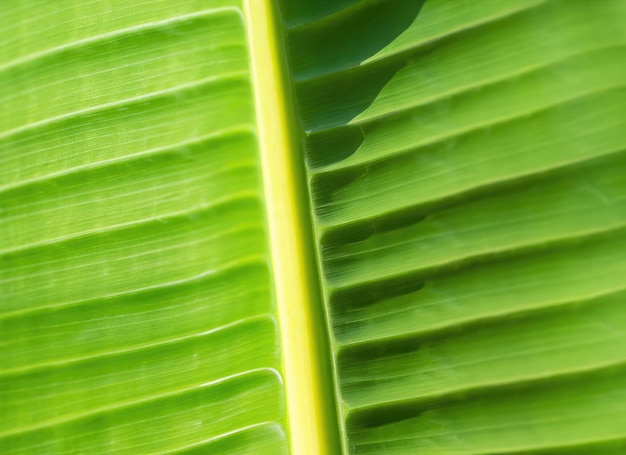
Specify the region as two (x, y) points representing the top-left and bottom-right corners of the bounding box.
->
(3, 0), (626, 453)
(279, 0), (626, 452)
(0, 2), (288, 453)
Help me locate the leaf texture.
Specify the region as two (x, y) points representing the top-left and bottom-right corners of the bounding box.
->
(3, 0), (626, 453)
(0, 1), (288, 453)
(280, 0), (626, 453)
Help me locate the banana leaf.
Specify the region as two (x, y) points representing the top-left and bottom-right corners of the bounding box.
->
(1, 0), (625, 453)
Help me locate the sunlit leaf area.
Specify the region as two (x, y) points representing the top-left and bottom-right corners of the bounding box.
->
(1, 0), (625, 453)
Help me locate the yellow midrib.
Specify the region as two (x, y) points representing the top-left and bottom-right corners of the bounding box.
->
(243, 1), (340, 454)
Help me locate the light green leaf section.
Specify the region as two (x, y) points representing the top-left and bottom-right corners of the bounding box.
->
(281, 0), (626, 453)
(0, 1), (288, 453)
(3, 0), (626, 453)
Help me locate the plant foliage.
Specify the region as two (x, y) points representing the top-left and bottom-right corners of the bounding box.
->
(1, 0), (626, 453)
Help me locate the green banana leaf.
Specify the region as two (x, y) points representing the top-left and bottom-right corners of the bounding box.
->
(1, 0), (625, 453)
